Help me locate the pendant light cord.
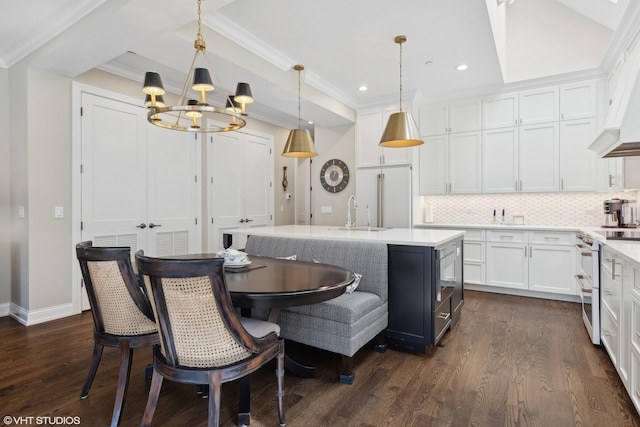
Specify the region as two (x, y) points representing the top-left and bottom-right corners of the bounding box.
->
(399, 39), (403, 112)
(297, 68), (302, 129)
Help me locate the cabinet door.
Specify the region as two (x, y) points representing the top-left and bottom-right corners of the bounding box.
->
(483, 92), (518, 129)
(596, 157), (624, 191)
(418, 135), (448, 194)
(519, 86), (559, 125)
(486, 243), (528, 289)
(449, 131), (482, 193)
(483, 127), (518, 193)
(381, 106), (414, 165)
(560, 80), (597, 120)
(528, 244), (576, 295)
(419, 103), (449, 136)
(449, 98), (482, 133)
(559, 118), (596, 191)
(518, 123), (559, 192)
(356, 109), (383, 167)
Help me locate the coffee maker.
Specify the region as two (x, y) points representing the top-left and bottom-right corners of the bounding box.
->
(603, 198), (623, 228)
(621, 200), (638, 228)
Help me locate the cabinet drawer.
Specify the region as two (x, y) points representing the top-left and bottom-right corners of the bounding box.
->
(602, 272), (621, 321)
(464, 229), (485, 241)
(433, 296), (452, 344)
(602, 306), (619, 366)
(464, 262), (485, 285)
(528, 231), (575, 245)
(464, 241), (485, 262)
(487, 230), (526, 243)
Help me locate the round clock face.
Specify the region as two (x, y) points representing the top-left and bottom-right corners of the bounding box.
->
(320, 159), (350, 193)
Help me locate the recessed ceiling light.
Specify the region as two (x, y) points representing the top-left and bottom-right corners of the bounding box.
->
(359, 85), (368, 91)
(308, 121), (314, 125)
(456, 64), (469, 71)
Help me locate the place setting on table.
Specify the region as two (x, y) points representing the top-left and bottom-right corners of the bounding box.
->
(216, 248), (266, 273)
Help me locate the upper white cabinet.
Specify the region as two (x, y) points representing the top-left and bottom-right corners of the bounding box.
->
(356, 106), (413, 167)
(419, 131), (482, 194)
(560, 80), (597, 120)
(483, 127), (518, 193)
(419, 98), (482, 136)
(518, 86), (559, 125)
(559, 118), (597, 191)
(518, 122), (559, 192)
(483, 92), (518, 129)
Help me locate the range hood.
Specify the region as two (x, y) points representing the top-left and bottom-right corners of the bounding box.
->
(589, 35), (640, 158)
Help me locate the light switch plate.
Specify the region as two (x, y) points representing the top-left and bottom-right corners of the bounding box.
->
(18, 206), (25, 218)
(54, 206), (64, 219)
(321, 205), (333, 214)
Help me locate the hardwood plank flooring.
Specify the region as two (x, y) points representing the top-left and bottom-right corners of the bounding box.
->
(1, 290), (638, 426)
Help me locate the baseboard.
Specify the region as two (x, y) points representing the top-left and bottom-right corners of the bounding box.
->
(10, 302), (77, 326)
(465, 284), (581, 303)
(0, 302), (9, 317)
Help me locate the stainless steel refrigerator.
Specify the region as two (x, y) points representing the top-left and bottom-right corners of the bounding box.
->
(355, 165), (412, 228)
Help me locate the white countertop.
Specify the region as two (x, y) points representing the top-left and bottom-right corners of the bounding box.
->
(599, 240), (640, 264)
(227, 225), (465, 247)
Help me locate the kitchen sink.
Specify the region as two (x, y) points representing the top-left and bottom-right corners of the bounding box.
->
(337, 226), (386, 231)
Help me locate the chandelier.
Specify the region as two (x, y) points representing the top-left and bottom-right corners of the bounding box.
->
(141, 0), (253, 133)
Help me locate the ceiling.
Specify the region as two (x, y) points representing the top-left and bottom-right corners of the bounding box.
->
(0, 0), (637, 129)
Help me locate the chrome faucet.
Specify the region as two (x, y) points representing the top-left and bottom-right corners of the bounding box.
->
(346, 195), (358, 228)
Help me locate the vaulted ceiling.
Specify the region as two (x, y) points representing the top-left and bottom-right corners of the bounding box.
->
(0, 0), (636, 129)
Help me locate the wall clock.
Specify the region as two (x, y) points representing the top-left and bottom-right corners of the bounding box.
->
(320, 159), (350, 193)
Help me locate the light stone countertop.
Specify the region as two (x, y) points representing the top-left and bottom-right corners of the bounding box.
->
(414, 223), (585, 232)
(227, 225), (465, 247)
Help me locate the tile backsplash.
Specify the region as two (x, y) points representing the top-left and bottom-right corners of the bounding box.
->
(418, 191), (640, 227)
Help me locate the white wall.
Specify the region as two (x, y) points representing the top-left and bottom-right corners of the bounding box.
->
(311, 125), (356, 226)
(0, 67), (10, 311)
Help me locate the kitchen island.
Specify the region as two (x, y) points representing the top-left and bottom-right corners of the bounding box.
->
(227, 225), (465, 353)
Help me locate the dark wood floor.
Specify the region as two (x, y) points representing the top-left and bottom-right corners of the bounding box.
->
(1, 290), (639, 426)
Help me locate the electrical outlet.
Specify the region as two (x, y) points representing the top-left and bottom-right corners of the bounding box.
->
(321, 206), (333, 214)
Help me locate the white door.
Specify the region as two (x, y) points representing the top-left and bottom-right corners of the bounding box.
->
(483, 127), (518, 193)
(80, 92), (201, 308)
(296, 158), (312, 224)
(355, 167), (381, 227)
(486, 243), (528, 290)
(528, 244), (576, 295)
(559, 118), (596, 192)
(356, 109), (383, 167)
(418, 134), (448, 194)
(449, 131), (482, 194)
(483, 92), (519, 129)
(380, 165), (412, 228)
(209, 131), (273, 251)
(81, 93), (147, 253)
(518, 122), (559, 192)
(518, 86), (559, 125)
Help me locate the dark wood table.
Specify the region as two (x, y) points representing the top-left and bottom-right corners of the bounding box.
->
(179, 254), (355, 426)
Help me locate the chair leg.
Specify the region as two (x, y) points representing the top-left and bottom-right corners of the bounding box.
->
(339, 355), (355, 385)
(207, 372), (223, 427)
(110, 341), (133, 427)
(141, 370), (163, 427)
(81, 341), (104, 399)
(276, 340), (286, 426)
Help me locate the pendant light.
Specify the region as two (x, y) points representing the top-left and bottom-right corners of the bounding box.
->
(282, 65), (318, 158)
(379, 35), (423, 148)
(141, 0), (254, 133)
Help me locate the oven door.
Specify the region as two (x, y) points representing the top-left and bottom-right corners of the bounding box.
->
(576, 273), (600, 345)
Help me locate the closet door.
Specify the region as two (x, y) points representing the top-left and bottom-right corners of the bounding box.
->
(80, 93), (147, 252)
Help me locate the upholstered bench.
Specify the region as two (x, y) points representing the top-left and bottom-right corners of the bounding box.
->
(243, 235), (388, 384)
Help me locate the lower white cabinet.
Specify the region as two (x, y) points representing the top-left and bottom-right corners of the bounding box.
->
(486, 230), (576, 295)
(462, 229), (485, 285)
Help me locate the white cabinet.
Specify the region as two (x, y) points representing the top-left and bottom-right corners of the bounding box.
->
(483, 127), (518, 193)
(601, 246), (623, 369)
(560, 80), (597, 120)
(483, 92), (519, 129)
(518, 122), (559, 192)
(597, 157), (640, 191)
(486, 230), (576, 295)
(419, 98), (482, 136)
(559, 118), (597, 191)
(356, 107), (413, 167)
(518, 86), (559, 125)
(419, 131), (482, 194)
(463, 229), (485, 286)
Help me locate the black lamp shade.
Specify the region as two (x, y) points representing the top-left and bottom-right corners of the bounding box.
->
(192, 68), (214, 91)
(185, 99), (202, 118)
(225, 96), (242, 112)
(142, 72), (165, 95)
(235, 82), (254, 104)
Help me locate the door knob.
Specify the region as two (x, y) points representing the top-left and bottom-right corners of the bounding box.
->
(136, 223), (147, 229)
(239, 219), (246, 223)
(148, 223), (162, 228)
